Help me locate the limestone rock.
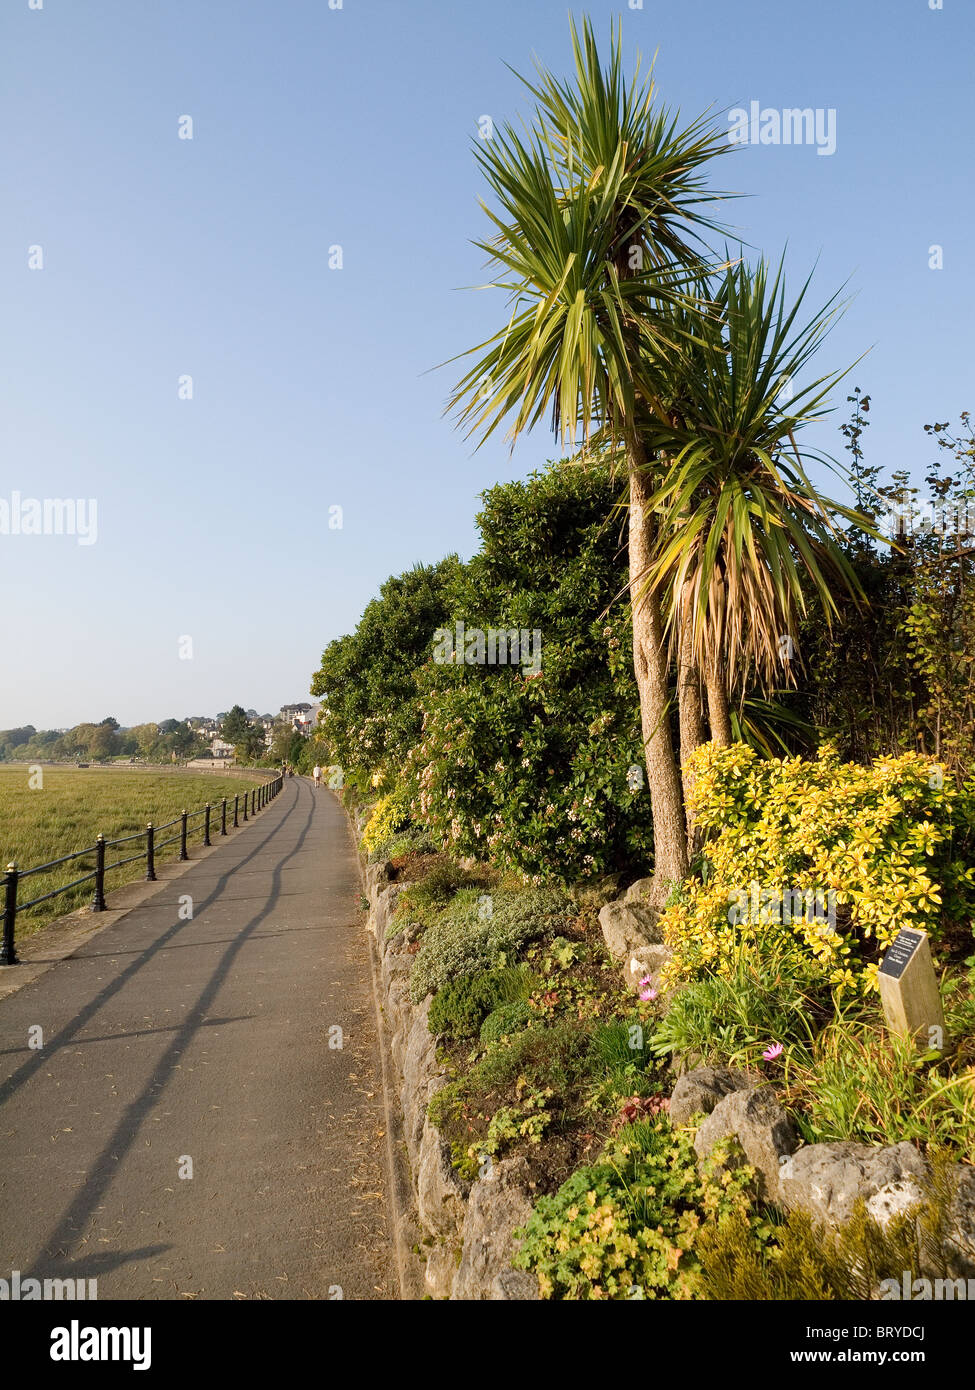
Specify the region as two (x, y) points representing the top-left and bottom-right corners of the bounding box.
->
(694, 1085), (799, 1198)
(777, 1141), (929, 1228)
(622, 945), (672, 994)
(944, 1164), (975, 1277)
(598, 899), (663, 960)
(490, 1268), (539, 1301)
(865, 1178), (928, 1231)
(372, 883), (402, 939)
(669, 1066), (758, 1126)
(451, 1157), (537, 1301)
(424, 1243), (458, 1299)
(399, 999), (441, 1162)
(416, 1118), (468, 1240)
(365, 860), (393, 896)
(624, 876), (657, 905)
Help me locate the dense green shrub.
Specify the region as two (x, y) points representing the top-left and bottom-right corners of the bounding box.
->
(480, 999), (534, 1042)
(408, 464), (653, 883)
(391, 861), (489, 939)
(513, 1120), (764, 1299)
(795, 402), (975, 781)
(409, 887), (571, 1003)
(310, 556), (462, 792)
(376, 829), (437, 859)
(428, 966), (533, 1041)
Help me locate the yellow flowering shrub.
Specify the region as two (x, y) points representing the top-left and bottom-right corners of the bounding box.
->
(659, 744), (975, 996)
(361, 785), (412, 857)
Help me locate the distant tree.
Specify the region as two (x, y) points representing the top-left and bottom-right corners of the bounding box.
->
(128, 723), (160, 756)
(0, 726), (35, 748)
(88, 723), (121, 759)
(68, 723), (99, 755)
(270, 724), (304, 765)
(168, 724), (198, 757)
(221, 706), (251, 744)
(311, 556), (462, 790)
(234, 723), (266, 763)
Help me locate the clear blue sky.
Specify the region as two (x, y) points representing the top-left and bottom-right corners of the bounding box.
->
(1, 0), (971, 729)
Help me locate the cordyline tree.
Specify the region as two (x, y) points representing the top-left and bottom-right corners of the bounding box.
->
(637, 257), (869, 823)
(447, 16), (868, 899)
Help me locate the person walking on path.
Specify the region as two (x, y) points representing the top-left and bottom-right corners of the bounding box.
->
(312, 764), (322, 789)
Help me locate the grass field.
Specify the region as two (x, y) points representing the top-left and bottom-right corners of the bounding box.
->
(0, 766), (275, 941)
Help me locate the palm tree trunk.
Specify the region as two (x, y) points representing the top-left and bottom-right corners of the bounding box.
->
(627, 434), (689, 900)
(677, 595), (706, 856)
(705, 653), (733, 747)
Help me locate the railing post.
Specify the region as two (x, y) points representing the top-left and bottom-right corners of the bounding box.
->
(233, 794), (239, 828)
(243, 791), (248, 822)
(1, 862), (19, 966)
(204, 802), (212, 847)
(92, 835), (107, 911)
(146, 823), (156, 882)
(179, 810), (189, 860)
(221, 798), (227, 836)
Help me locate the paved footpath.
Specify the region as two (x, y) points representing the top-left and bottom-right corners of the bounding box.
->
(0, 778), (393, 1300)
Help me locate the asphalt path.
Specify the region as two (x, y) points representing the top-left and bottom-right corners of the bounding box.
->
(0, 777), (392, 1300)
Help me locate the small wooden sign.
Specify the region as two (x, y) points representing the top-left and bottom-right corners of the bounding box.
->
(877, 928), (945, 1048)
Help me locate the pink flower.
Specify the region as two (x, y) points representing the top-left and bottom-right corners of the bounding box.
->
(639, 986), (658, 1002)
(762, 1042), (784, 1061)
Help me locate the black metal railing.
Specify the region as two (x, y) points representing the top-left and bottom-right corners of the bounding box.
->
(1, 773), (284, 966)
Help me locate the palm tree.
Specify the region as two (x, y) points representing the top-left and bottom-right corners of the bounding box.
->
(446, 16), (733, 898)
(638, 256), (870, 745)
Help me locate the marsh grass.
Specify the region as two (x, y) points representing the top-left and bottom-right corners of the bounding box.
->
(0, 766), (273, 938)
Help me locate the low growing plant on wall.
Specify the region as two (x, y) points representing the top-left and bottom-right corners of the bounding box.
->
(513, 1120), (769, 1300)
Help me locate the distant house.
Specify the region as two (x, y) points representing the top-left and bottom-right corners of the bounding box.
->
(209, 738), (235, 759)
(280, 702), (319, 736)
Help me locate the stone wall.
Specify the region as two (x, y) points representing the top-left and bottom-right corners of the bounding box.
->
(359, 842), (539, 1300)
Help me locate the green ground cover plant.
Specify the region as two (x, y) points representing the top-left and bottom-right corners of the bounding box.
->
(783, 1014), (975, 1153)
(408, 886), (572, 1002)
(427, 965), (535, 1041)
(423, 906), (666, 1182)
(513, 1119), (768, 1300)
